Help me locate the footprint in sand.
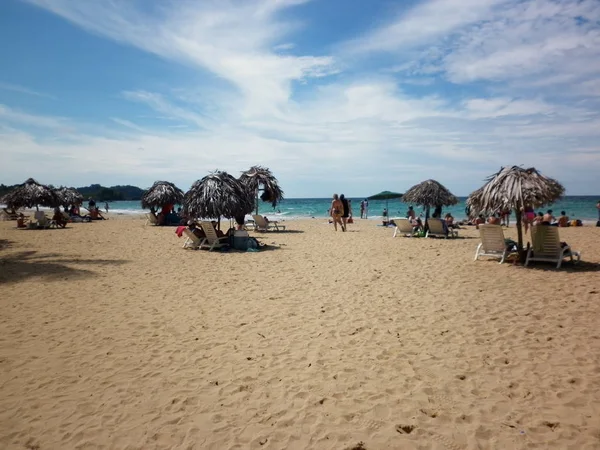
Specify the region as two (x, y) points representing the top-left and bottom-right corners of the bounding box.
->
(353, 416), (386, 431)
(425, 430), (465, 450)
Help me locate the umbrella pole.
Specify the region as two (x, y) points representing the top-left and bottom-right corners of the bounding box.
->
(515, 206), (526, 262)
(255, 190), (259, 216)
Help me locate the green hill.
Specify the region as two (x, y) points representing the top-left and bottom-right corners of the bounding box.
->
(0, 183), (144, 202)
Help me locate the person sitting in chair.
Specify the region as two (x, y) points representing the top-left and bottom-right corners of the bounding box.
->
(17, 213), (28, 228)
(52, 207), (67, 228)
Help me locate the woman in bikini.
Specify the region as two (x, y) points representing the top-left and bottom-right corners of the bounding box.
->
(330, 194), (344, 232)
(523, 205), (535, 233)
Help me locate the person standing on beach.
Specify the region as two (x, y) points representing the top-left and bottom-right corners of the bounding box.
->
(340, 194), (350, 231)
(360, 200), (365, 219)
(596, 200), (600, 222)
(330, 194), (344, 231)
(364, 199), (369, 219)
(105, 202), (109, 213)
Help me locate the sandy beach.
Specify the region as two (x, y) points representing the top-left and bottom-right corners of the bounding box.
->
(1, 217), (599, 450)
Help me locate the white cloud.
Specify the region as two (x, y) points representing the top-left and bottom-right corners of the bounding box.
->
(4, 0), (600, 196)
(343, 0), (509, 54)
(0, 82), (55, 99)
(0, 104), (69, 130)
(22, 0), (336, 118)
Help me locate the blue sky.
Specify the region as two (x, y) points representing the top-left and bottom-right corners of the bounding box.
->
(1, 0), (599, 197)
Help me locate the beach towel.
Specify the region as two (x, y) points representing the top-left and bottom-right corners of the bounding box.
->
(175, 225), (186, 237)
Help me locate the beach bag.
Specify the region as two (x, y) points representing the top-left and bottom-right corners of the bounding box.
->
(504, 239), (518, 252)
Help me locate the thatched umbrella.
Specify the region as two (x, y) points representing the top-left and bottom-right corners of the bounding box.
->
(239, 166), (284, 215)
(402, 179), (458, 220)
(141, 181), (184, 210)
(184, 171), (252, 225)
(466, 166), (565, 258)
(2, 178), (59, 210)
(54, 186), (83, 208)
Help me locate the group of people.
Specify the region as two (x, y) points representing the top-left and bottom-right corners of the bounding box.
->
(400, 206), (457, 235)
(149, 204), (185, 226)
(329, 194), (353, 231)
(14, 201), (105, 228)
(523, 209), (582, 231)
(177, 220), (231, 240)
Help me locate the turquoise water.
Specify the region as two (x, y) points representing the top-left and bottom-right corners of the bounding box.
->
(105, 196), (600, 223)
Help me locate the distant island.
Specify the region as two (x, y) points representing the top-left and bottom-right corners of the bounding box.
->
(0, 183), (145, 202)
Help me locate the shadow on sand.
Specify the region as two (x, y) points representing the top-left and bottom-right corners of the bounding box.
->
(252, 229), (304, 234)
(522, 260), (600, 273)
(0, 246), (129, 284)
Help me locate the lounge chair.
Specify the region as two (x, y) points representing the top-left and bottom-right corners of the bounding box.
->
(199, 221), (229, 251)
(252, 215), (286, 231)
(474, 224), (513, 264)
(392, 218), (415, 237)
(426, 218), (457, 238)
(145, 213), (158, 227)
(182, 229), (203, 249)
(1, 208), (19, 221)
(525, 226), (581, 269)
(33, 211), (56, 229)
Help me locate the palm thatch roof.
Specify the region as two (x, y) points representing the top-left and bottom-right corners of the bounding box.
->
(466, 166), (564, 214)
(54, 186), (83, 207)
(2, 178), (59, 209)
(184, 171), (253, 219)
(467, 166), (565, 258)
(239, 166), (284, 209)
(141, 181), (184, 209)
(402, 179), (458, 207)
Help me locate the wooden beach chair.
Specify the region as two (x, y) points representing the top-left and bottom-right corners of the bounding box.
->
(200, 221), (229, 251)
(252, 214), (286, 231)
(182, 229), (203, 249)
(426, 218), (457, 238)
(525, 226), (581, 269)
(474, 224), (513, 264)
(392, 218), (414, 237)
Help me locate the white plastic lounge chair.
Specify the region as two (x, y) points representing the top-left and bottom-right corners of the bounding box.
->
(145, 213), (158, 227)
(392, 218), (415, 237)
(182, 229), (203, 249)
(525, 226), (581, 269)
(34, 211), (56, 229)
(474, 224), (513, 264)
(426, 218), (457, 238)
(200, 221), (229, 251)
(252, 215), (286, 231)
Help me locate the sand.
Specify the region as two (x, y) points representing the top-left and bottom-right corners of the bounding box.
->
(1, 216), (599, 450)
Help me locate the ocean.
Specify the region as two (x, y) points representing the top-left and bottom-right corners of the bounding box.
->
(103, 196), (600, 223)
